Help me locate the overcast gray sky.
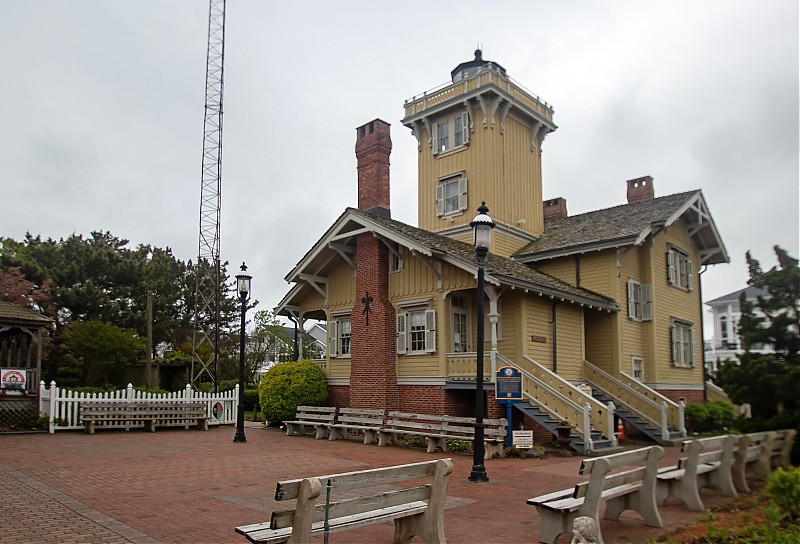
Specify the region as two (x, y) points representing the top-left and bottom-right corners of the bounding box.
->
(2, 1), (798, 339)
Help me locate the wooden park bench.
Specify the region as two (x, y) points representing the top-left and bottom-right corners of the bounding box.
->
(527, 445), (664, 544)
(377, 411), (507, 459)
(283, 406), (337, 439)
(732, 428), (797, 493)
(327, 407), (386, 444)
(234, 458), (454, 544)
(81, 401), (209, 434)
(656, 434), (737, 511)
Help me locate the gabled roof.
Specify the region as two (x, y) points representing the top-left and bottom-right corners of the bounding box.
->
(0, 300), (53, 326)
(513, 190), (729, 266)
(275, 208), (619, 318)
(706, 286), (769, 306)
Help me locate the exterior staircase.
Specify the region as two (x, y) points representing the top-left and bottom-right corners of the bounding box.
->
(591, 388), (684, 444)
(511, 400), (618, 455)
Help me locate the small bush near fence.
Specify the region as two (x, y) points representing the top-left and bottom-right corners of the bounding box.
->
(258, 360), (327, 426)
(684, 400), (735, 433)
(766, 466), (800, 521)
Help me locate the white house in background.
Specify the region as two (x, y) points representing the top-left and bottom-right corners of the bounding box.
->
(704, 285), (770, 374)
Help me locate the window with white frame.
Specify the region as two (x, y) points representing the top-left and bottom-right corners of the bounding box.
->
(632, 356), (644, 380)
(396, 308), (436, 354)
(432, 111), (469, 155)
(719, 315), (728, 343)
(436, 174), (468, 217)
(451, 295), (469, 353)
(627, 279), (652, 321)
(328, 316), (352, 358)
(667, 247), (693, 290)
(671, 319), (695, 368)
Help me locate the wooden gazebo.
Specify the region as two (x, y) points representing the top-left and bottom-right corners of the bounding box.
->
(0, 301), (53, 424)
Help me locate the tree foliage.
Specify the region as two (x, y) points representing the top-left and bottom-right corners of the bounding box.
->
(62, 320), (145, 387)
(717, 246), (799, 461)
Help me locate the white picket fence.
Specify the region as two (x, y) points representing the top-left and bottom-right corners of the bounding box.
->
(38, 381), (238, 433)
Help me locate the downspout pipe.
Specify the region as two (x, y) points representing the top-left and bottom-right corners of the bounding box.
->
(551, 301), (558, 373)
(699, 264), (708, 402)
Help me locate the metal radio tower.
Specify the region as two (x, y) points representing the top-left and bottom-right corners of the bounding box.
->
(192, 0), (226, 390)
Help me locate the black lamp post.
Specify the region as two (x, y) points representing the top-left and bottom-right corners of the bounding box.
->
(468, 202), (495, 483)
(233, 262), (252, 443)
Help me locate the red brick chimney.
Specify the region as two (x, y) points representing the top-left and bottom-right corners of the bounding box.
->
(626, 176), (655, 204)
(543, 197), (568, 222)
(349, 119), (398, 411)
(355, 119), (392, 218)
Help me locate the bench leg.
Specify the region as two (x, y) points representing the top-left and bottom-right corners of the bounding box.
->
(144, 420), (156, 433)
(362, 429), (377, 445)
(378, 431), (394, 447)
(484, 441), (504, 460)
(313, 425), (327, 440)
(197, 418), (209, 431)
(533, 507), (578, 544)
(84, 421), (95, 435)
(393, 511), (446, 544)
(329, 427), (346, 441)
(426, 437), (447, 454)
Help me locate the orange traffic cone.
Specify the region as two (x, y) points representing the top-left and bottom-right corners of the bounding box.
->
(616, 419), (626, 440)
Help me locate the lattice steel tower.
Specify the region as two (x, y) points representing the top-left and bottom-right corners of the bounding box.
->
(192, 0), (226, 390)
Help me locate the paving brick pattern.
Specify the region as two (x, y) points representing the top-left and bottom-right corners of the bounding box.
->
(0, 424), (737, 543)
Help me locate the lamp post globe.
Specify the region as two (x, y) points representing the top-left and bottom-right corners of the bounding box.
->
(468, 202), (494, 483)
(233, 262), (252, 443)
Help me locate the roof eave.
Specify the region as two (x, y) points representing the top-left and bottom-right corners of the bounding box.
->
(513, 235), (639, 263)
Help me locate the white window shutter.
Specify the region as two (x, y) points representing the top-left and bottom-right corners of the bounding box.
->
(461, 111), (470, 144)
(642, 284), (653, 321)
(329, 319), (338, 358)
(667, 251), (676, 285)
(396, 313), (407, 354)
(458, 178), (468, 211)
(627, 280), (635, 319)
(425, 309), (436, 353)
(432, 123), (439, 155)
(435, 184), (445, 216)
(686, 261), (692, 290)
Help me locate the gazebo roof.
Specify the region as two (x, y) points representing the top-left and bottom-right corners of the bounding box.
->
(0, 301), (53, 327)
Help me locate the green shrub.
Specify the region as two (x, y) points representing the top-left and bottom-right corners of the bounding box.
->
(766, 466), (800, 520)
(243, 388), (260, 412)
(258, 360), (327, 426)
(685, 400), (734, 433)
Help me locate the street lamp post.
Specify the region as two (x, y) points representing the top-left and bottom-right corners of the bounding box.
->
(233, 262), (252, 444)
(468, 202), (494, 483)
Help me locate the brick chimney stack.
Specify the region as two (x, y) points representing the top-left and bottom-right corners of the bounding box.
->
(355, 119), (392, 218)
(543, 197), (568, 222)
(626, 176), (655, 204)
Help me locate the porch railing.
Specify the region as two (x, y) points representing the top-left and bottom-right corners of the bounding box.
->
(514, 355), (615, 452)
(584, 361), (686, 440)
(38, 381), (237, 433)
(446, 352), (493, 381)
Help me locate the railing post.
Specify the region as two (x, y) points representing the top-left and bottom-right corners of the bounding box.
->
(607, 401), (618, 447)
(678, 399), (687, 437)
(185, 383), (193, 402)
(582, 403), (593, 454)
(661, 401), (669, 441)
(48, 380), (57, 434)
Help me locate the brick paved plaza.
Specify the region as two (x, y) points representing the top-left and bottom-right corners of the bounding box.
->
(1, 423), (738, 543)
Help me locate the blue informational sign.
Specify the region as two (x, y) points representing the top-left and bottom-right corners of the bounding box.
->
(495, 366), (522, 400)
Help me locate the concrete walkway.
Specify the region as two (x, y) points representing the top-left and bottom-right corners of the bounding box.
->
(0, 423), (739, 543)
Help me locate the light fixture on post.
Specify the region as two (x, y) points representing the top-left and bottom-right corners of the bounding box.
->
(468, 202), (494, 483)
(233, 261), (252, 444)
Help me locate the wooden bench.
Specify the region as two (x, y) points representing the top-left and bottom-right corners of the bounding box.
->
(327, 407), (386, 444)
(81, 401), (209, 434)
(527, 445), (664, 544)
(732, 429), (797, 493)
(234, 458), (454, 544)
(377, 411), (507, 460)
(283, 406), (337, 439)
(656, 434), (737, 511)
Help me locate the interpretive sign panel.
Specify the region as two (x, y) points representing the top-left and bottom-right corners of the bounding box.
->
(495, 366), (522, 400)
(513, 430), (533, 448)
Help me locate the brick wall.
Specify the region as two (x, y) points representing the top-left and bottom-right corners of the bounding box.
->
(543, 197), (568, 222)
(327, 385), (350, 408)
(355, 119), (392, 217)
(626, 175), (655, 203)
(656, 388), (705, 405)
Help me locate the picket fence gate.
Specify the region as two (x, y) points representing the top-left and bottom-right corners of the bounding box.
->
(38, 381), (238, 433)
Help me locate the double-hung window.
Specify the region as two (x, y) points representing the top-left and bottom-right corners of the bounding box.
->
(627, 279), (652, 321)
(436, 174), (468, 217)
(328, 316), (352, 358)
(671, 320), (695, 368)
(451, 295), (469, 353)
(397, 308), (436, 354)
(667, 247), (693, 290)
(632, 356), (644, 380)
(432, 111), (469, 155)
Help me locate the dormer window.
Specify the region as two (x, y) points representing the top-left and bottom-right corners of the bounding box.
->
(432, 112), (469, 155)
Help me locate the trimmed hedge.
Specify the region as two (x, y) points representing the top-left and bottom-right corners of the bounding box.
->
(258, 360), (328, 426)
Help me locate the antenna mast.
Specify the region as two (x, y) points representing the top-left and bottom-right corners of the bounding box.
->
(192, 0), (226, 390)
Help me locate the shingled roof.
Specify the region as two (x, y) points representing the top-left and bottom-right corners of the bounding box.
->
(277, 207), (618, 314)
(513, 189), (728, 266)
(0, 300), (53, 326)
